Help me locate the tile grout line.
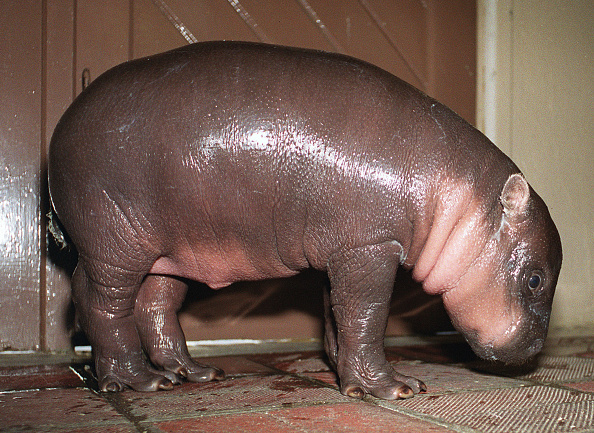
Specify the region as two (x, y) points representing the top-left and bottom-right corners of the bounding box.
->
(132, 400), (356, 426)
(70, 363), (155, 433)
(101, 391), (163, 433)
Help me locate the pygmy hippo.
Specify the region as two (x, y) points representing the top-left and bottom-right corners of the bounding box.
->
(48, 41), (562, 400)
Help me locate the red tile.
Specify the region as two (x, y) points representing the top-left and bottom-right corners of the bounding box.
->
(302, 371), (339, 388)
(0, 388), (134, 431)
(247, 351), (332, 373)
(155, 412), (296, 432)
(154, 402), (456, 432)
(276, 403), (458, 432)
(0, 364), (85, 391)
(293, 361), (524, 396)
(115, 375), (351, 421)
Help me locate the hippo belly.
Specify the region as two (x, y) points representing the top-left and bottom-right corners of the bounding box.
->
(148, 243), (300, 289)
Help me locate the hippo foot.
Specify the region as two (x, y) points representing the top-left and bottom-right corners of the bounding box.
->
(96, 353), (224, 392)
(144, 346), (226, 384)
(338, 362), (427, 400)
(98, 364), (180, 392)
(99, 364), (224, 392)
(156, 359), (225, 383)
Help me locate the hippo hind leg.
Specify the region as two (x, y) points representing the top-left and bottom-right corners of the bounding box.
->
(326, 241), (427, 400)
(323, 284), (338, 369)
(72, 262), (178, 392)
(134, 275), (225, 383)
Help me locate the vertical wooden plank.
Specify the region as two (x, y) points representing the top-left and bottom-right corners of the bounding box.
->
(425, 0), (476, 124)
(44, 1), (77, 351)
(0, 0), (43, 350)
(75, 0), (130, 94)
(45, 2), (76, 180)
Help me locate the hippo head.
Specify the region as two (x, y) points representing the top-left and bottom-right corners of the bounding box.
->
(417, 174), (562, 364)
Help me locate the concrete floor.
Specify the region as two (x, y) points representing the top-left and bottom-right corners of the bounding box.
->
(1, 335), (593, 432)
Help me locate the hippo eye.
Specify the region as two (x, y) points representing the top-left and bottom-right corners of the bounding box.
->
(528, 271), (544, 294)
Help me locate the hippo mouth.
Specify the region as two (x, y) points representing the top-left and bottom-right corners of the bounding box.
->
(464, 315), (548, 364)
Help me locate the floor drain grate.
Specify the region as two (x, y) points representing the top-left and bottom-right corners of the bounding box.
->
(388, 385), (594, 432)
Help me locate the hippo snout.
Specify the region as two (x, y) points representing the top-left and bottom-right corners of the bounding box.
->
(467, 319), (548, 365)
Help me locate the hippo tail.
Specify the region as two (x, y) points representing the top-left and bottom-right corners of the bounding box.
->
(47, 209), (69, 250)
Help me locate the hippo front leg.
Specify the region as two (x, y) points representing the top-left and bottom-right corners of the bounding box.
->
(326, 241), (427, 400)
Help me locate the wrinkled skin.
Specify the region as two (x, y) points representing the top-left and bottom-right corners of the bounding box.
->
(48, 42), (562, 399)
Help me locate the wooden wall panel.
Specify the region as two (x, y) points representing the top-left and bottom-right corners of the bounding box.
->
(364, 0), (430, 86)
(134, 0), (259, 58)
(75, 0), (131, 95)
(130, 0), (475, 122)
(0, 0), (476, 349)
(44, 1), (77, 351)
(304, 0), (424, 87)
(0, 0), (43, 350)
(233, 0), (334, 49)
(134, 0), (191, 56)
(427, 0), (477, 124)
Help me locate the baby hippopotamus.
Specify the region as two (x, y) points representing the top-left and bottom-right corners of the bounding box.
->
(48, 41), (562, 399)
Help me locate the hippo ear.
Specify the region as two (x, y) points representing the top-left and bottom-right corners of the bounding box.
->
(501, 173), (530, 217)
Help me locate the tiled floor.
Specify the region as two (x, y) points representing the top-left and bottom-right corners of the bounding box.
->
(1, 335), (593, 432)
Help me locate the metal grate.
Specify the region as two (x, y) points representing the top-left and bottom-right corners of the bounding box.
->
(387, 385), (594, 433)
(453, 399), (594, 433)
(518, 356), (594, 383)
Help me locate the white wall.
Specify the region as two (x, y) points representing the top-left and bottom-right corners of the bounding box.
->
(477, 0), (594, 335)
